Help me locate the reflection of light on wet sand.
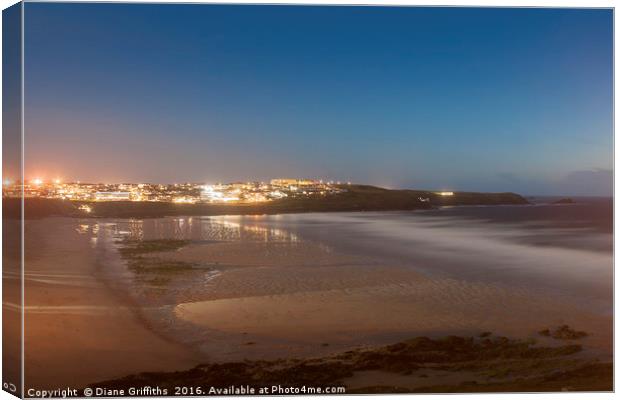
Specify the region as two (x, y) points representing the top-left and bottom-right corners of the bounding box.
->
(91, 216), (303, 245)
(208, 217), (302, 243)
(127, 219), (144, 240)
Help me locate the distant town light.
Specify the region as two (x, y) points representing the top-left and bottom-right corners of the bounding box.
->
(437, 191), (454, 196)
(94, 191), (131, 201)
(9, 177), (347, 204)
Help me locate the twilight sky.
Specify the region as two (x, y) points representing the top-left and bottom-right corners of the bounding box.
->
(22, 4), (612, 195)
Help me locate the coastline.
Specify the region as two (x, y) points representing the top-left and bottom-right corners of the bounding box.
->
(4, 186), (529, 220)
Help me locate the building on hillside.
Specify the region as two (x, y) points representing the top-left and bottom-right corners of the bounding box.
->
(94, 191), (131, 201)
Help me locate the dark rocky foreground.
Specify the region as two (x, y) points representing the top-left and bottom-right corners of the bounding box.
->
(5, 185), (528, 219)
(90, 331), (611, 394)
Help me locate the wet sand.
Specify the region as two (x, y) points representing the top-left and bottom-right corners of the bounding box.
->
(97, 212), (612, 365)
(168, 242), (611, 360)
(23, 219), (200, 390)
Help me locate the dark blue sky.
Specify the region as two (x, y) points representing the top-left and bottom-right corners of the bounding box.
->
(23, 4), (612, 195)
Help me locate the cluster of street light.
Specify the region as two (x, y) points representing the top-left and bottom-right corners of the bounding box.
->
(2, 178), (349, 204)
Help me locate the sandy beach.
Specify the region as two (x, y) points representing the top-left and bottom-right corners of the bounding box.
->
(22, 218), (200, 390)
(20, 203), (613, 391)
(175, 274), (612, 356)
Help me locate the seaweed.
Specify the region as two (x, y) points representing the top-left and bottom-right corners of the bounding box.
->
(538, 325), (588, 340)
(90, 332), (610, 393)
